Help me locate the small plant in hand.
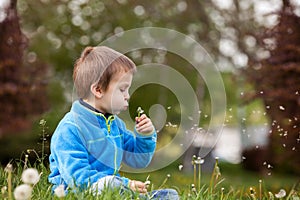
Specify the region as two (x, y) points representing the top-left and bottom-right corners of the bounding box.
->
(136, 106), (144, 118)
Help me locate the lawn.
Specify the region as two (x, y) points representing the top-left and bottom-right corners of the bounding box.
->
(1, 155), (299, 200)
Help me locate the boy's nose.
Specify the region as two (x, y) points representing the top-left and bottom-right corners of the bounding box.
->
(124, 92), (130, 100)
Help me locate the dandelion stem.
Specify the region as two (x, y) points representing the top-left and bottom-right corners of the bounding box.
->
(7, 170), (12, 200)
(259, 179), (262, 200)
(193, 163), (196, 187)
(198, 162), (201, 192)
(158, 174), (170, 189)
(209, 157), (219, 193)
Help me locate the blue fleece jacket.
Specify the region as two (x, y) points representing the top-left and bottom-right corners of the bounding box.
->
(48, 100), (157, 190)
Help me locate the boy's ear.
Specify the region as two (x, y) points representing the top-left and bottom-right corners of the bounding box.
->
(90, 83), (103, 99)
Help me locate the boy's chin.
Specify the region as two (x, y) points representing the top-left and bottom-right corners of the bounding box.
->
(111, 106), (128, 115)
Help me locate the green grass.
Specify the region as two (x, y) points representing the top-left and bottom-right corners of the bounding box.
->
(0, 156), (299, 200)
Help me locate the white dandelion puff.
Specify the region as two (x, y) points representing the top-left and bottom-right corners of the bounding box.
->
(194, 157), (204, 165)
(54, 184), (66, 198)
(144, 180), (151, 186)
(4, 163), (13, 173)
(275, 189), (286, 198)
(21, 168), (40, 185)
(14, 184), (32, 200)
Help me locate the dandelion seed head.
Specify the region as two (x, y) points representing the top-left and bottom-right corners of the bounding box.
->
(268, 191), (274, 197)
(14, 184), (32, 200)
(275, 189), (286, 198)
(1, 186), (7, 194)
(4, 163), (13, 173)
(54, 184), (66, 198)
(144, 180), (151, 186)
(167, 174), (171, 178)
(21, 168), (40, 185)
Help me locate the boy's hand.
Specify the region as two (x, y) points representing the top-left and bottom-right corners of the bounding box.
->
(129, 180), (148, 194)
(135, 114), (154, 134)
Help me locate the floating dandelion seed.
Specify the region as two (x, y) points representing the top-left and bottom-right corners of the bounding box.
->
(54, 185), (66, 198)
(266, 105), (270, 109)
(167, 106), (171, 110)
(178, 165), (183, 171)
(240, 92), (244, 96)
(21, 168), (40, 185)
(275, 189), (286, 198)
(14, 184), (32, 200)
(267, 164), (273, 169)
(279, 105), (285, 111)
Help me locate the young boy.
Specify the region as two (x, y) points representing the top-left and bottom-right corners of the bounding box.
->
(48, 46), (178, 199)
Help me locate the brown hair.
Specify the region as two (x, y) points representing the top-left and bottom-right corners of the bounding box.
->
(73, 46), (136, 98)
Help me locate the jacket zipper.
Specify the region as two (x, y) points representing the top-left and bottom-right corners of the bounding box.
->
(103, 115), (118, 174)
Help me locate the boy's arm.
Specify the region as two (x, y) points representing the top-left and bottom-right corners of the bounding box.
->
(115, 117), (157, 168)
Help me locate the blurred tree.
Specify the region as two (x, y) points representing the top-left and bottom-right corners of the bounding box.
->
(245, 0), (300, 174)
(204, 0), (299, 174)
(0, 0), (48, 136)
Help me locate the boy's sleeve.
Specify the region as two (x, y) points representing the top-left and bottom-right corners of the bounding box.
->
(115, 117), (157, 168)
(49, 123), (109, 189)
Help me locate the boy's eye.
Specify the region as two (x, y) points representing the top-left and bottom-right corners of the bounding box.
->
(120, 88), (126, 92)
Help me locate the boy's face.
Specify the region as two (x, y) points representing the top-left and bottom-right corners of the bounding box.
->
(97, 71), (133, 114)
